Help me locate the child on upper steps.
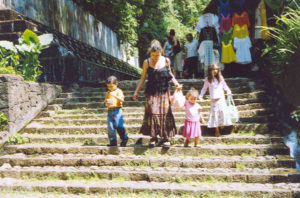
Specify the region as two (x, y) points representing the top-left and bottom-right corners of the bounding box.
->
(199, 64), (232, 137)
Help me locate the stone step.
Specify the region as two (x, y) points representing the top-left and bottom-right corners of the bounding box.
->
(55, 103), (270, 114)
(32, 115), (275, 126)
(22, 134), (283, 145)
(0, 19), (38, 33)
(59, 86), (261, 99)
(23, 123), (280, 135)
(0, 178), (298, 197)
(49, 108), (272, 120)
(61, 98), (268, 109)
(0, 9), (21, 21)
(0, 153), (295, 169)
(54, 91), (266, 104)
(0, 165), (298, 184)
(3, 143), (289, 156)
(78, 78), (258, 90)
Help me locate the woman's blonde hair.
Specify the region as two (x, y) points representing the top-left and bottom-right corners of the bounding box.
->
(147, 39), (162, 55)
(186, 87), (199, 99)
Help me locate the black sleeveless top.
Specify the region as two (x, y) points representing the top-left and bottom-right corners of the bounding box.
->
(145, 59), (173, 95)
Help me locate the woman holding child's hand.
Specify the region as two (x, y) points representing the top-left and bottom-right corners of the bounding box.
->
(133, 40), (181, 148)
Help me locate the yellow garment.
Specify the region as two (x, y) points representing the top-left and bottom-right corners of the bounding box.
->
(221, 40), (237, 64)
(233, 24), (249, 39)
(260, 0), (270, 39)
(104, 88), (124, 108)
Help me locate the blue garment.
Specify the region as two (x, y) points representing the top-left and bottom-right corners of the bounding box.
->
(164, 41), (175, 66)
(107, 108), (128, 141)
(218, 0), (231, 17)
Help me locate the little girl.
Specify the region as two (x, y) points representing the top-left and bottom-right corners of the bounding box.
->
(200, 64), (232, 137)
(183, 88), (205, 147)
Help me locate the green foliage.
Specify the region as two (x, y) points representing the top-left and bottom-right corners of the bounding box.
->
(261, 3), (300, 74)
(76, 0), (210, 65)
(6, 133), (28, 144)
(0, 113), (8, 130)
(0, 29), (53, 81)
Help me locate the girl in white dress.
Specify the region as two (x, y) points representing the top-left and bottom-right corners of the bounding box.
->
(200, 64), (232, 136)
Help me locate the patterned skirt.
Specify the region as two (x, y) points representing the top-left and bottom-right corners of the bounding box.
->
(208, 98), (232, 128)
(140, 91), (177, 140)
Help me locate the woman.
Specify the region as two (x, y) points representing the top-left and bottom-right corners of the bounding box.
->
(133, 41), (182, 148)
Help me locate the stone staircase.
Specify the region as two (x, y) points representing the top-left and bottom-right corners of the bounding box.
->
(0, 78), (299, 197)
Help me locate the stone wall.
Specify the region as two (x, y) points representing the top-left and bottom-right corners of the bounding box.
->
(0, 74), (61, 139)
(0, 0), (139, 67)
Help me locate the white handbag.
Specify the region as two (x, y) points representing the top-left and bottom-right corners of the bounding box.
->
(227, 95), (239, 123)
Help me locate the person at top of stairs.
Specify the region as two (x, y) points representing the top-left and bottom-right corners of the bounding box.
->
(200, 64), (232, 137)
(133, 40), (182, 148)
(104, 76), (128, 147)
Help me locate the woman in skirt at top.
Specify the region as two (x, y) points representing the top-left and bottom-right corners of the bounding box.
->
(200, 64), (232, 136)
(133, 40), (182, 148)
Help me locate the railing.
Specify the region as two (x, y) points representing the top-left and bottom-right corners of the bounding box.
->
(15, 10), (141, 84)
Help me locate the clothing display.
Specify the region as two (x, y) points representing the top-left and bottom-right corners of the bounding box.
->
(198, 40), (220, 67)
(218, 0), (231, 18)
(231, 0), (246, 14)
(198, 26), (220, 49)
(222, 27), (233, 45)
(220, 14), (232, 33)
(195, 13), (219, 34)
(233, 24), (249, 39)
(259, 0), (270, 40)
(232, 12), (250, 27)
(221, 40), (237, 64)
(234, 36), (252, 64)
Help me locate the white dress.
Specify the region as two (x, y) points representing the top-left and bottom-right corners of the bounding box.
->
(233, 36), (252, 64)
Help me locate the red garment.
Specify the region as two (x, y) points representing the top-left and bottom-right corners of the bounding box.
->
(220, 14), (232, 33)
(232, 12), (250, 27)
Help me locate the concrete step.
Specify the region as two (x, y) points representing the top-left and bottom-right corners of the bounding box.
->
(0, 153), (295, 169)
(61, 98), (268, 109)
(55, 103), (270, 114)
(0, 178), (298, 197)
(23, 123), (280, 136)
(54, 91), (266, 104)
(49, 108), (272, 120)
(23, 134), (283, 145)
(3, 143), (289, 156)
(0, 19), (38, 33)
(59, 86), (261, 99)
(0, 165), (298, 184)
(77, 78), (258, 91)
(32, 115), (276, 126)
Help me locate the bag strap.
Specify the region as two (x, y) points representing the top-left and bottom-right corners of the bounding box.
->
(227, 95), (235, 106)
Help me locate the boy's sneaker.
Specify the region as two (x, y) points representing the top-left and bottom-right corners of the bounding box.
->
(120, 138), (128, 147)
(107, 139), (117, 147)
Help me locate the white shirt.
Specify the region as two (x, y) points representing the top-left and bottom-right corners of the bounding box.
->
(195, 13), (220, 35)
(185, 39), (198, 58)
(234, 36), (252, 64)
(200, 77), (231, 100)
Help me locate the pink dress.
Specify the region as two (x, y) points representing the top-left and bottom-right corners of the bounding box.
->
(183, 101), (202, 138)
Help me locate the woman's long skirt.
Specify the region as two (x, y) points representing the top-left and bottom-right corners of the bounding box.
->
(140, 91), (177, 141)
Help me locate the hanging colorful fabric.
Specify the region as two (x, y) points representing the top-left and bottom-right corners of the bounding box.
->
(260, 0), (270, 40)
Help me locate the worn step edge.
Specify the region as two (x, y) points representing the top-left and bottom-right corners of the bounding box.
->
(22, 134), (284, 145)
(0, 154), (295, 169)
(3, 143), (289, 156)
(0, 166), (298, 184)
(0, 178), (297, 197)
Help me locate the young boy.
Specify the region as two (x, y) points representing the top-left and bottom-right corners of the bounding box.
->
(104, 76), (128, 147)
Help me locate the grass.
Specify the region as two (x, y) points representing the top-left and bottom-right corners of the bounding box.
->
(0, 190), (266, 198)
